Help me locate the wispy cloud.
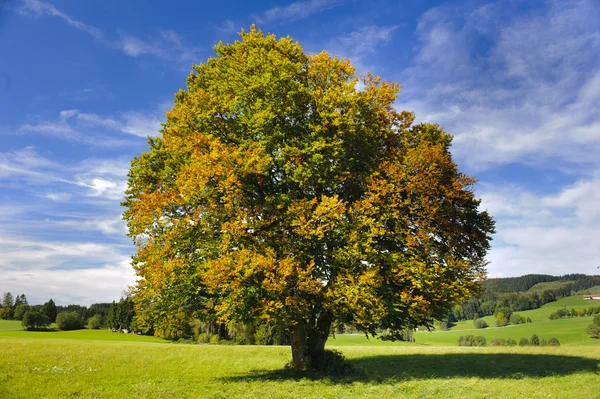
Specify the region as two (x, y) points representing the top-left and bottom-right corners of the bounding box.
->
(256, 0), (344, 24)
(0, 147), (130, 201)
(214, 19), (237, 34)
(18, 0), (103, 40)
(17, 0), (200, 66)
(19, 108), (162, 143)
(396, 0), (600, 171)
(337, 25), (399, 61)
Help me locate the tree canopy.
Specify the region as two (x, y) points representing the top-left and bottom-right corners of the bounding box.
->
(123, 26), (494, 370)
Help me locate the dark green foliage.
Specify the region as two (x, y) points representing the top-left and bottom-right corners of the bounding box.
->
(530, 334), (540, 346)
(519, 337), (529, 346)
(473, 318), (488, 329)
(506, 338), (517, 346)
(56, 311), (85, 331)
(107, 298), (135, 331)
(22, 310), (50, 330)
(41, 299), (57, 323)
(490, 338), (506, 346)
(13, 304), (29, 320)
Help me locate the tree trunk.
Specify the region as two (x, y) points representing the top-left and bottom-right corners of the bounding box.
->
(290, 311), (333, 371)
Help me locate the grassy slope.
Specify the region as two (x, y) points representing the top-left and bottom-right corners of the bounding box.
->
(1, 337), (600, 399)
(0, 320), (166, 343)
(527, 280), (573, 293)
(415, 295), (600, 346)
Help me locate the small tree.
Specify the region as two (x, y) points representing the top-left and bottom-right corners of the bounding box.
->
(509, 313), (524, 325)
(547, 337), (560, 346)
(41, 299), (57, 323)
(473, 318), (488, 329)
(474, 336), (487, 347)
(506, 338), (517, 346)
(587, 314), (600, 339)
(2, 292), (14, 309)
(22, 311), (50, 330)
(519, 337), (529, 346)
(495, 312), (507, 327)
(530, 334), (540, 346)
(56, 311), (84, 331)
(87, 314), (103, 329)
(13, 304), (30, 321)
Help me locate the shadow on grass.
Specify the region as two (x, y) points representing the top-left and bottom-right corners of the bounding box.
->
(221, 353), (600, 384)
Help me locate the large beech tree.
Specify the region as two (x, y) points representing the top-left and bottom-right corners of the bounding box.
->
(123, 26), (494, 370)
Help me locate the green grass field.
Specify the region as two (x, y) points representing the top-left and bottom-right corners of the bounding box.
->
(2, 295), (599, 398)
(1, 336), (599, 398)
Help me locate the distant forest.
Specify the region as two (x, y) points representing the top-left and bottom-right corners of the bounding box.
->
(445, 274), (600, 324)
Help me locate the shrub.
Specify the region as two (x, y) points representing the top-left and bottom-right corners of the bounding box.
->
(197, 333), (209, 343)
(519, 337), (529, 346)
(87, 314), (102, 329)
(490, 338), (506, 346)
(473, 318), (488, 329)
(506, 338), (517, 346)
(509, 313), (525, 325)
(530, 334), (540, 346)
(526, 317), (532, 323)
(540, 338), (548, 347)
(594, 314), (600, 326)
(22, 311), (50, 330)
(56, 311), (84, 331)
(474, 336), (487, 347)
(457, 335), (474, 346)
(586, 324), (600, 339)
(254, 323), (274, 345)
(548, 337), (560, 346)
(210, 335), (221, 345)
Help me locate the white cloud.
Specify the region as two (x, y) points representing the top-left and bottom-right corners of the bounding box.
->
(0, 258), (135, 306)
(337, 25), (399, 61)
(18, 0), (104, 40)
(19, 109), (162, 142)
(56, 216), (127, 236)
(257, 0), (344, 24)
(0, 236), (128, 270)
(479, 174), (600, 277)
(396, 0), (600, 171)
(0, 147), (130, 201)
(18, 0), (200, 67)
(215, 20), (237, 34)
(44, 192), (72, 202)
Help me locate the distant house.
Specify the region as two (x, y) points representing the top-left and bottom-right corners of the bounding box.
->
(583, 294), (600, 300)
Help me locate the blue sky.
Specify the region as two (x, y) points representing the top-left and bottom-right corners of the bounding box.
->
(1, 0), (599, 305)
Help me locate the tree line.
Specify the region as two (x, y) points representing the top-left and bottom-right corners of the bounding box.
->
(442, 274), (600, 324)
(0, 292), (136, 332)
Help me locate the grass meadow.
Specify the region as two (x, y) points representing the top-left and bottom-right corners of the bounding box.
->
(1, 295), (599, 398)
